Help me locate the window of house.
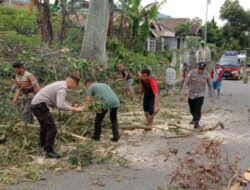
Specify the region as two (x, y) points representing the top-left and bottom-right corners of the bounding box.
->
(148, 38), (156, 52)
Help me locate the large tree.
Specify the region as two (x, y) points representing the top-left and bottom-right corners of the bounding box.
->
(80, 0), (111, 66)
(202, 18), (223, 47)
(107, 0), (114, 38)
(33, 0), (53, 43)
(58, 0), (67, 41)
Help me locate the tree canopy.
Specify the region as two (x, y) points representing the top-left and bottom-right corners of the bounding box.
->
(220, 0), (250, 50)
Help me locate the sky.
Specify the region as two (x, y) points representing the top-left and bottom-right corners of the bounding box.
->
(142, 0), (250, 26)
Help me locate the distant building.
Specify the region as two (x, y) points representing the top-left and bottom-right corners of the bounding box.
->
(148, 17), (202, 52)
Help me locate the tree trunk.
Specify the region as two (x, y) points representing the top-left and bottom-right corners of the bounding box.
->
(59, 0), (67, 41)
(119, 13), (123, 40)
(80, 0), (110, 66)
(35, 0), (53, 43)
(107, 0), (114, 38)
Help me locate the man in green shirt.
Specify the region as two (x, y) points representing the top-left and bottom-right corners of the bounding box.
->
(84, 79), (120, 142)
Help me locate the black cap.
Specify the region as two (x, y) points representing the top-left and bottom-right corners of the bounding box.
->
(198, 62), (206, 68)
(12, 61), (24, 68)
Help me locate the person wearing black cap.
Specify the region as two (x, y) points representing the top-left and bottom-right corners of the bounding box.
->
(180, 62), (214, 129)
(12, 61), (41, 124)
(30, 74), (84, 158)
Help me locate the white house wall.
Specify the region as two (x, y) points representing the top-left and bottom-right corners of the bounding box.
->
(163, 37), (177, 51)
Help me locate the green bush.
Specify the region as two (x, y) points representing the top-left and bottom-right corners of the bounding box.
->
(68, 143), (96, 166)
(0, 5), (37, 35)
(108, 38), (170, 78)
(61, 27), (83, 53)
(0, 31), (40, 46)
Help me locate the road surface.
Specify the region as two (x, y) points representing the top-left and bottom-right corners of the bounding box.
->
(8, 80), (250, 190)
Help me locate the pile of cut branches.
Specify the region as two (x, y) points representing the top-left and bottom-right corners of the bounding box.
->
(0, 105), (123, 187)
(169, 137), (241, 190)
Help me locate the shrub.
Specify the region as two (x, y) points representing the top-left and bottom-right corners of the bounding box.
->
(0, 5), (37, 35)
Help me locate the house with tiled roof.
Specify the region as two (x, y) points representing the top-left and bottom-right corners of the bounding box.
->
(147, 17), (202, 52)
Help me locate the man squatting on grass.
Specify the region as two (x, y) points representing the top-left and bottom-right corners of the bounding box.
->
(180, 62), (214, 129)
(139, 68), (160, 129)
(30, 74), (84, 159)
(84, 79), (120, 142)
(12, 61), (41, 124)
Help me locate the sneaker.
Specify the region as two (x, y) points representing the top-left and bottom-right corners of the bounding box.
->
(46, 151), (61, 159)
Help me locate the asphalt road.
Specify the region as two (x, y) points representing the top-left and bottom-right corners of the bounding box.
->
(8, 80), (250, 190)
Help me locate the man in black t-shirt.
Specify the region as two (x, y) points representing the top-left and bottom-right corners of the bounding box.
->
(138, 69), (160, 129)
(116, 64), (134, 98)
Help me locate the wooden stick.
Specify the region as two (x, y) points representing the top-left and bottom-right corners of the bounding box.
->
(120, 124), (151, 131)
(168, 123), (194, 131)
(164, 122), (224, 139)
(70, 133), (89, 141)
(61, 130), (89, 141)
(228, 168), (250, 190)
(226, 173), (240, 190)
(0, 124), (9, 128)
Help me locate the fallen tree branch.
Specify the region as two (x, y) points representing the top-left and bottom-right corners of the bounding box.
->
(0, 124), (9, 128)
(164, 122), (224, 139)
(61, 130), (89, 141)
(40, 48), (70, 59)
(226, 173), (240, 190)
(168, 123), (194, 131)
(228, 168), (250, 190)
(120, 124), (152, 131)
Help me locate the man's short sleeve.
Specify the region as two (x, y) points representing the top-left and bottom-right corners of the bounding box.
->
(86, 86), (96, 97)
(149, 78), (159, 95)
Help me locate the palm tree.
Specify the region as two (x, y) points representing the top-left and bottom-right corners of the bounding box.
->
(116, 0), (165, 50)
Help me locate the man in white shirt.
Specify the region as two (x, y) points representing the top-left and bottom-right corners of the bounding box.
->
(165, 63), (176, 96)
(31, 74), (84, 158)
